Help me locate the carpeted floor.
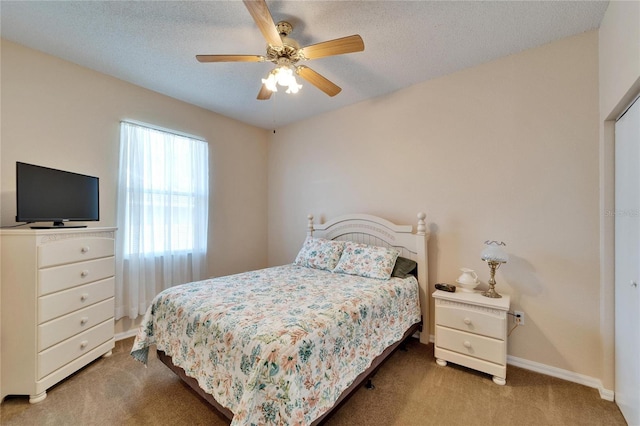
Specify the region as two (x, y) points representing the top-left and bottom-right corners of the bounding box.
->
(1, 337), (626, 425)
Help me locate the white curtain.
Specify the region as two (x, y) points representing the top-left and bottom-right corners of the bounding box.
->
(115, 121), (209, 320)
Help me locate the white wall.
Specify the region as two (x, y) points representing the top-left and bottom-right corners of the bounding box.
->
(0, 39), (269, 335)
(268, 31), (602, 382)
(598, 0), (640, 393)
(599, 1), (640, 118)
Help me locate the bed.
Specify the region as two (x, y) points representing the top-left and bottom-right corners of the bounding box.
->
(131, 213), (429, 425)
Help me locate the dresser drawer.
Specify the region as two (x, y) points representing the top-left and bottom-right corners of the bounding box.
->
(39, 257), (115, 296)
(38, 319), (114, 379)
(38, 298), (114, 351)
(436, 302), (505, 339)
(38, 237), (115, 268)
(436, 326), (505, 365)
(39, 277), (114, 323)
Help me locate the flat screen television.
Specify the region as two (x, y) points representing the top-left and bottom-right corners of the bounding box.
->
(16, 162), (99, 229)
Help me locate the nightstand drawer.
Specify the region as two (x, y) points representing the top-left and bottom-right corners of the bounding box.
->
(436, 326), (505, 365)
(38, 298), (114, 351)
(39, 277), (114, 323)
(39, 256), (115, 296)
(436, 301), (505, 339)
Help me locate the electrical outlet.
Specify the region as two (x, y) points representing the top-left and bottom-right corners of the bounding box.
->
(514, 311), (525, 325)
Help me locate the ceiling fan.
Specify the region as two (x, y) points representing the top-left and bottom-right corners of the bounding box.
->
(196, 0), (365, 100)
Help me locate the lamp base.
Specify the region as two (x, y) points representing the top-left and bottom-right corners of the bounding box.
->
(482, 288), (502, 298)
(482, 260), (503, 298)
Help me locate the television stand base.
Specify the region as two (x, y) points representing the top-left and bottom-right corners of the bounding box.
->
(30, 225), (88, 229)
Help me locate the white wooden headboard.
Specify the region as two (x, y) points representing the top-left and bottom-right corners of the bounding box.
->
(308, 213), (430, 345)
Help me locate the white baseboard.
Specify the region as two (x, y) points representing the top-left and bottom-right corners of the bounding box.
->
(428, 334), (614, 401)
(507, 355), (614, 401)
(115, 329), (138, 342)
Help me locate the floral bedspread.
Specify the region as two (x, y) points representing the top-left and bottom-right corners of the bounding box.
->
(131, 265), (421, 425)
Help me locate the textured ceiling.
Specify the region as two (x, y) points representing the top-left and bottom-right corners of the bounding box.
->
(1, 1), (609, 129)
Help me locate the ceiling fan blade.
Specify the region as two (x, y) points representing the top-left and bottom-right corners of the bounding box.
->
(296, 66), (341, 97)
(257, 83), (273, 100)
(243, 0), (283, 47)
(196, 55), (264, 63)
(300, 35), (364, 60)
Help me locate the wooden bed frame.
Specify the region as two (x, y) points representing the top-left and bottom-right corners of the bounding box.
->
(157, 212), (430, 424)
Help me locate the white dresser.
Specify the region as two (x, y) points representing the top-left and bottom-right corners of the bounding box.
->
(1, 227), (116, 403)
(433, 289), (510, 385)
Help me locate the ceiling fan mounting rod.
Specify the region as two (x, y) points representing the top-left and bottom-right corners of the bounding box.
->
(276, 21), (293, 37)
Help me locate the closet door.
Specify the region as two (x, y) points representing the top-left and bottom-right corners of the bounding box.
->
(614, 96), (640, 426)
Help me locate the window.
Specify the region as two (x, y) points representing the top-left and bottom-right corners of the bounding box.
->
(115, 121), (209, 320)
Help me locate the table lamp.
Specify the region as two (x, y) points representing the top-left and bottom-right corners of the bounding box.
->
(481, 240), (508, 298)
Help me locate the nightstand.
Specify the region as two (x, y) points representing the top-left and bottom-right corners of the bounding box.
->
(433, 289), (510, 385)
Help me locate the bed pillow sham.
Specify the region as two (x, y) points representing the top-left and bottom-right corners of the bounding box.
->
(392, 256), (418, 278)
(293, 237), (345, 271)
(333, 241), (399, 280)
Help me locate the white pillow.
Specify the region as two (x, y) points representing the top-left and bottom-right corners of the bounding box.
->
(293, 237), (345, 271)
(333, 242), (399, 280)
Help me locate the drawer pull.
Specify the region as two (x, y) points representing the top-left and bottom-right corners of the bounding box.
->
(81, 246), (90, 254)
(463, 341), (472, 349)
(463, 318), (472, 325)
(80, 340), (88, 349)
(80, 270), (89, 278)
(80, 293), (89, 302)
(80, 317), (89, 325)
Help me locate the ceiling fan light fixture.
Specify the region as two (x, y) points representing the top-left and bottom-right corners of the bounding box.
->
(262, 71), (279, 92)
(276, 66), (293, 86)
(286, 81), (302, 94)
(263, 65), (302, 94)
